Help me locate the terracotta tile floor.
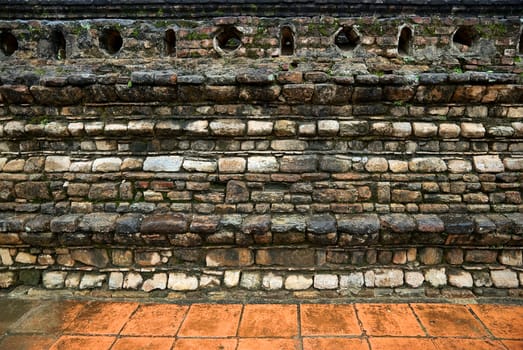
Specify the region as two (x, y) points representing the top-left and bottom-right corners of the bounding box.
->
(0, 298), (522, 350)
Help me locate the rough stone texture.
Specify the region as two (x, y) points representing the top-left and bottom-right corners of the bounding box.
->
(339, 273), (364, 289)
(79, 274), (106, 289)
(448, 270), (473, 288)
(374, 269), (403, 287)
(314, 274), (338, 290)
(168, 273), (198, 291)
(143, 156), (183, 172)
(473, 155), (505, 173)
(425, 268), (447, 287)
(491, 270), (519, 288)
(240, 272), (261, 290)
(42, 271), (66, 289)
(405, 271), (424, 288)
(71, 249), (109, 268)
(284, 275), (313, 290)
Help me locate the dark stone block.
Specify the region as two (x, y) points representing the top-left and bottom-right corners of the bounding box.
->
(206, 248), (253, 267)
(380, 214), (416, 233)
(20, 232), (56, 247)
(280, 155), (318, 173)
(236, 70), (274, 84)
(141, 214), (188, 234)
(24, 215), (52, 233)
(50, 214), (82, 233)
(441, 214), (474, 234)
(256, 248), (315, 266)
(241, 215), (271, 235)
(30, 86), (84, 106)
(78, 213), (118, 233)
(419, 73), (448, 84)
(465, 250), (498, 263)
(307, 214), (336, 234)
(225, 180), (249, 203)
(473, 215), (496, 234)
(14, 182), (51, 201)
(337, 214), (380, 235)
(71, 248), (109, 268)
(115, 214), (143, 234)
(352, 87), (382, 102)
(415, 214), (445, 233)
(190, 215), (220, 234)
(19, 270), (41, 286)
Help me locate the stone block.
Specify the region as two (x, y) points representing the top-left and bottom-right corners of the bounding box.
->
(15, 182), (51, 200)
(415, 214), (445, 233)
(365, 157), (388, 172)
(168, 273), (198, 291)
(280, 155), (317, 173)
(247, 156), (279, 173)
(206, 248), (253, 267)
(183, 158), (217, 172)
(319, 156), (351, 172)
(405, 271), (424, 288)
(135, 251), (161, 266)
(88, 183), (118, 200)
(109, 272), (124, 290)
(242, 215), (271, 235)
(240, 272), (261, 290)
(42, 271), (66, 289)
(209, 119), (246, 136)
(50, 214), (81, 233)
(92, 157), (122, 172)
(339, 121), (369, 136)
(271, 139), (307, 151)
(374, 269), (403, 287)
(15, 252), (37, 264)
(413, 122), (438, 137)
(473, 155), (504, 173)
(284, 274), (313, 290)
(262, 273), (283, 290)
(224, 270), (241, 287)
(317, 120), (339, 136)
(78, 213), (118, 233)
(337, 214), (380, 235)
(141, 214), (187, 234)
(190, 215), (220, 234)
(461, 122), (485, 138)
(71, 248), (109, 268)
(256, 248), (315, 266)
(143, 156), (183, 172)
(219, 157), (246, 173)
(123, 272), (143, 289)
(499, 250), (522, 266)
(79, 273), (106, 289)
(380, 214), (416, 233)
(491, 270), (519, 288)
(314, 274), (338, 289)
(44, 156), (71, 172)
(409, 157), (447, 172)
(448, 269), (473, 288)
(339, 273), (364, 289)
(424, 268), (447, 287)
(307, 214), (336, 234)
(419, 248), (443, 265)
(448, 159), (473, 173)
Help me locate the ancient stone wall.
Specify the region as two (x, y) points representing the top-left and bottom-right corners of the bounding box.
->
(0, 6), (522, 298)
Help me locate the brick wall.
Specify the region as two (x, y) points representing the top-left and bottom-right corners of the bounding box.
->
(0, 13), (522, 298)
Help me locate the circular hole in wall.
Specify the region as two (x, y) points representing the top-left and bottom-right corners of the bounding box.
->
(165, 29), (176, 56)
(335, 26), (360, 51)
(0, 31), (18, 56)
(398, 26), (413, 56)
(453, 26), (479, 49)
(215, 25), (242, 53)
(99, 28), (123, 55)
(51, 29), (66, 60)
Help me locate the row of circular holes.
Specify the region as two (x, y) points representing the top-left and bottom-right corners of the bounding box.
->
(1, 25), (521, 58)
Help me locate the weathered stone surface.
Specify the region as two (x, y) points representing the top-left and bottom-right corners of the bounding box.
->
(206, 248), (253, 267)
(247, 156), (279, 173)
(141, 214), (187, 234)
(143, 156), (183, 172)
(45, 156), (71, 172)
(115, 214), (143, 234)
(240, 272), (261, 290)
(78, 213), (118, 233)
(405, 271), (424, 288)
(284, 274), (313, 290)
(461, 122), (485, 138)
(448, 269), (473, 288)
(224, 270), (241, 287)
(473, 155), (504, 173)
(499, 250), (522, 266)
(415, 214), (444, 233)
(42, 271), (66, 289)
(92, 157), (122, 172)
(374, 269), (403, 287)
(314, 274), (338, 289)
(88, 183), (118, 200)
(109, 272), (123, 290)
(339, 273), (364, 289)
(256, 248), (314, 266)
(380, 214), (416, 233)
(79, 274), (106, 289)
(183, 158), (217, 172)
(50, 215), (81, 233)
(210, 119), (246, 136)
(190, 215), (220, 234)
(135, 251), (161, 266)
(168, 273), (198, 291)
(442, 215), (474, 234)
(219, 157), (246, 173)
(491, 270), (519, 288)
(15, 182), (51, 200)
(409, 158), (447, 172)
(419, 248), (443, 265)
(319, 156), (351, 172)
(0, 248), (13, 265)
(307, 214), (336, 234)
(424, 268), (447, 287)
(262, 273), (283, 290)
(365, 157), (388, 172)
(337, 214), (380, 235)
(123, 272), (143, 289)
(271, 215), (306, 233)
(242, 215), (271, 235)
(280, 155), (317, 173)
(71, 248), (109, 268)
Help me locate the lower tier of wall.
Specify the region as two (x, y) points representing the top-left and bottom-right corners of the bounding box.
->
(1, 245), (522, 298)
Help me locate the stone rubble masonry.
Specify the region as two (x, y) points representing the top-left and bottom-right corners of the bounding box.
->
(0, 13), (522, 297)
